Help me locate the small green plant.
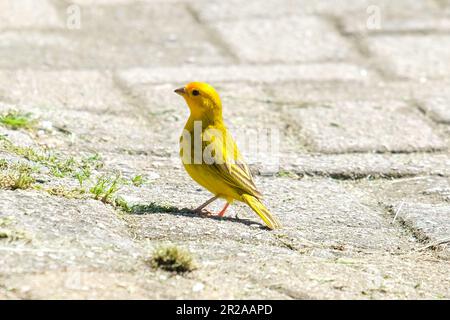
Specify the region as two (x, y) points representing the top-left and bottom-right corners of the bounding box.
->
(0, 173), (34, 190)
(15, 171), (34, 189)
(90, 174), (123, 204)
(131, 174), (144, 187)
(0, 217), (29, 242)
(44, 186), (86, 199)
(0, 217), (13, 227)
(0, 136), (104, 180)
(0, 228), (28, 241)
(115, 196), (131, 213)
(74, 168), (91, 187)
(148, 246), (195, 273)
(0, 110), (36, 130)
(0, 159), (7, 169)
(81, 153), (103, 170)
(277, 169), (299, 178)
(0, 162), (35, 190)
(49, 156), (76, 177)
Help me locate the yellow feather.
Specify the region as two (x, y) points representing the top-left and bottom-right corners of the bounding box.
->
(241, 194), (282, 230)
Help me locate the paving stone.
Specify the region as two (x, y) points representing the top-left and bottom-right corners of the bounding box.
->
(161, 241), (449, 299)
(0, 70), (128, 114)
(0, 103), (157, 154)
(371, 177), (450, 246)
(366, 35), (450, 79)
(264, 80), (450, 105)
(0, 0), (61, 29)
(417, 97), (450, 124)
(373, 176), (450, 204)
(2, 248), (449, 299)
(281, 153), (450, 179)
(118, 167), (414, 251)
(288, 101), (446, 153)
(0, 31), (81, 69)
(390, 203), (450, 243)
(30, 109), (157, 154)
(191, 0), (438, 21)
(1, 0), (450, 301)
(210, 16), (356, 63)
(1, 176), (449, 299)
(0, 266), (288, 299)
(341, 14), (450, 34)
(100, 147), (450, 181)
(0, 3), (230, 69)
(119, 63), (373, 85)
(266, 82), (412, 104)
(0, 190), (140, 273)
(100, 143), (450, 185)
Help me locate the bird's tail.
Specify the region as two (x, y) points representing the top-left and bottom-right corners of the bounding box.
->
(242, 194), (282, 230)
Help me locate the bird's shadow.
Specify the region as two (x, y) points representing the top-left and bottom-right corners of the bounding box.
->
(129, 202), (267, 229)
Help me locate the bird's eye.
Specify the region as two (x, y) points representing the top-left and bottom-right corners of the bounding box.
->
(192, 90), (200, 96)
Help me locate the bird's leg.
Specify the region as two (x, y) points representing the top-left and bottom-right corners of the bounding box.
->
(217, 203), (230, 217)
(192, 195), (219, 216)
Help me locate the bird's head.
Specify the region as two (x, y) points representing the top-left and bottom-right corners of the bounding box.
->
(174, 82), (222, 120)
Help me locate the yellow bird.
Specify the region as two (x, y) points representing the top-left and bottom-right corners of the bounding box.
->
(174, 82), (281, 229)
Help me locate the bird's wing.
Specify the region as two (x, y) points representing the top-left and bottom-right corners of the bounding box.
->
(202, 126), (262, 199)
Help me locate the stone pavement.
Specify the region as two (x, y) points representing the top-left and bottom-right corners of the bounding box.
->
(0, 0), (449, 299)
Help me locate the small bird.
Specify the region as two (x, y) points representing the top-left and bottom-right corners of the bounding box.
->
(174, 82), (281, 229)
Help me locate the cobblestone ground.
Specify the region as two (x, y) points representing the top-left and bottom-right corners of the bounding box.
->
(0, 0), (449, 299)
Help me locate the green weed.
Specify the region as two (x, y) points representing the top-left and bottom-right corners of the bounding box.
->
(90, 174), (123, 204)
(0, 161), (35, 190)
(0, 110), (37, 130)
(131, 174), (144, 187)
(148, 246), (195, 273)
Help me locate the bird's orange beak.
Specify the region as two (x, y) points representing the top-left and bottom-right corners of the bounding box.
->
(174, 87), (186, 96)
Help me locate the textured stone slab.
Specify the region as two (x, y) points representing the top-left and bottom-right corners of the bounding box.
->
(366, 35), (450, 79)
(370, 176), (450, 204)
(0, 3), (230, 69)
(372, 177), (450, 247)
(119, 63), (373, 85)
(390, 203), (450, 243)
(280, 153), (450, 179)
(103, 149), (450, 180)
(119, 167), (413, 251)
(418, 97), (450, 124)
(0, 266), (287, 299)
(1, 0), (450, 301)
(0, 0), (61, 29)
(0, 190), (139, 273)
(264, 80), (450, 105)
(31, 109), (157, 154)
(210, 16), (356, 63)
(0, 71), (128, 114)
(76, 2), (229, 67)
(342, 14), (450, 34)
(0, 31), (81, 69)
(2, 245), (449, 299)
(288, 101), (446, 153)
(191, 0), (437, 21)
